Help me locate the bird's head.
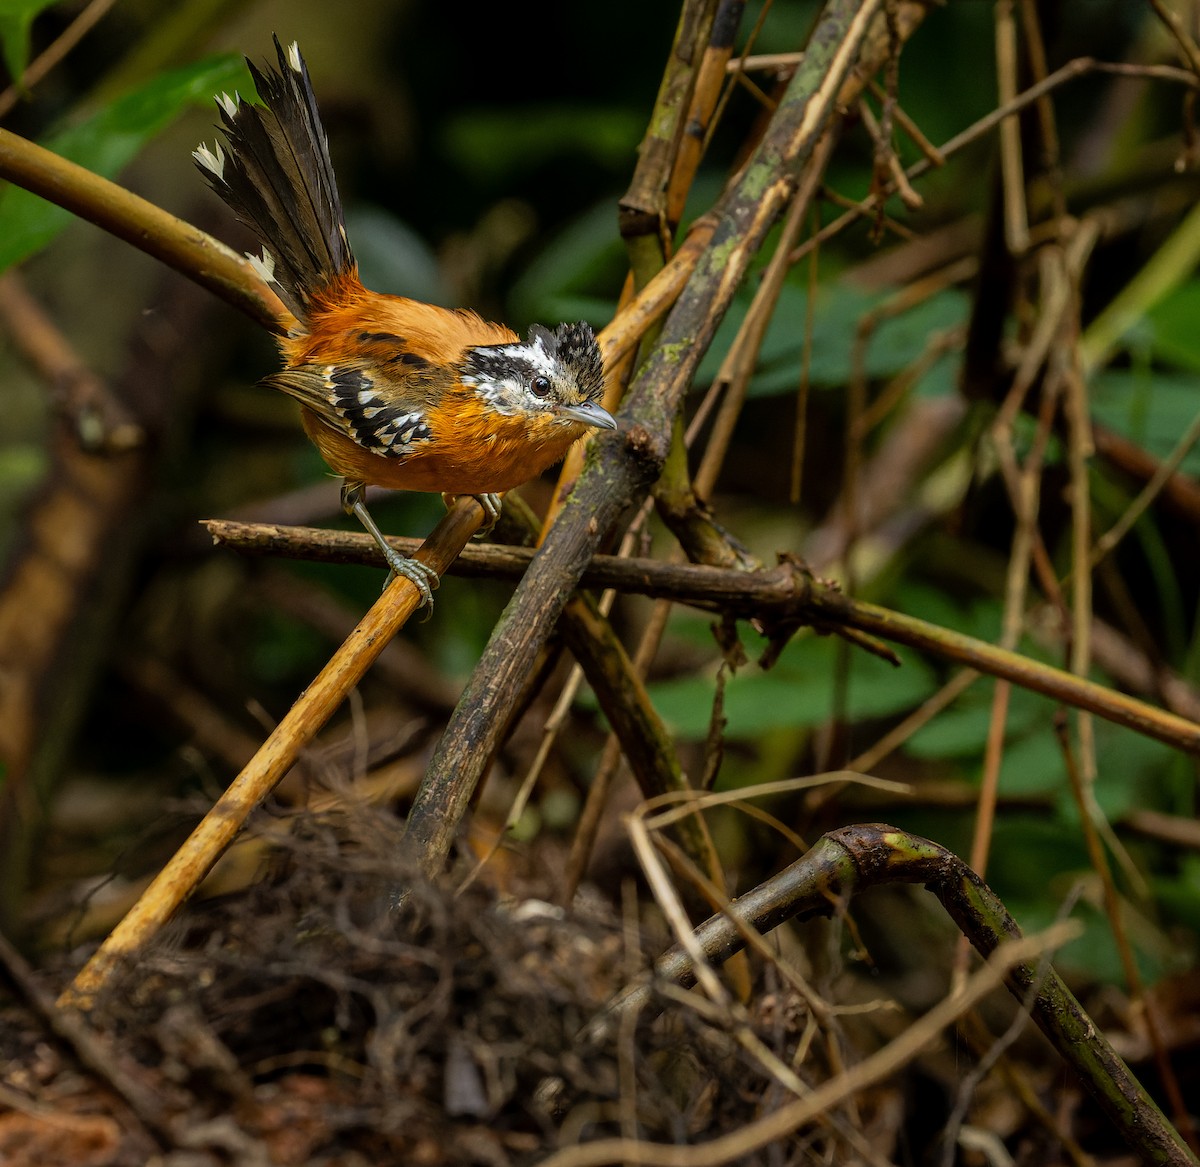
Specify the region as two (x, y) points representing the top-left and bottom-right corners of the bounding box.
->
(460, 322), (614, 430)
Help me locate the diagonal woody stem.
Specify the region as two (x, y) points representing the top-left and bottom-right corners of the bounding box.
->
(405, 0), (890, 874)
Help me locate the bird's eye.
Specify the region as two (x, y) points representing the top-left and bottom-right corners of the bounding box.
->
(530, 375), (551, 398)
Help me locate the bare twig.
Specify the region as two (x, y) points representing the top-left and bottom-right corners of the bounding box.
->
(563, 928), (1084, 1167)
(0, 0), (118, 119)
(0, 270), (141, 450)
(0, 125), (286, 331)
(0, 926), (170, 1148)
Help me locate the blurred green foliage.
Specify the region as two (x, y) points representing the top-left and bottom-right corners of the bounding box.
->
(644, 627), (939, 739)
(0, 0), (57, 83)
(0, 53), (249, 269)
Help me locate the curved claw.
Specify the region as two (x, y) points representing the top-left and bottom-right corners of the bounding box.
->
(381, 546), (439, 615)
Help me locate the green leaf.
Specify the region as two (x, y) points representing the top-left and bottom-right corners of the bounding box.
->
(1009, 893), (1163, 988)
(987, 816), (1088, 904)
(903, 682), (1049, 761)
(694, 280), (969, 398)
(442, 105), (644, 181)
(1059, 722), (1175, 822)
(508, 200), (625, 325)
(892, 581), (1004, 645)
(1156, 855), (1200, 932)
(0, 53), (250, 271)
(345, 205), (450, 306)
(865, 289), (970, 379)
(1141, 279), (1200, 373)
(986, 819), (1169, 989)
(645, 635), (938, 739)
(695, 281), (868, 392)
(993, 732), (1063, 795)
(0, 0), (57, 84)
(1091, 369), (1200, 478)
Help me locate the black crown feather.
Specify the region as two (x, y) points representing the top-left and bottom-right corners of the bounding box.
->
(529, 321), (604, 402)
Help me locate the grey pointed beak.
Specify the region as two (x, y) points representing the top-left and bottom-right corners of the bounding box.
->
(558, 400), (617, 430)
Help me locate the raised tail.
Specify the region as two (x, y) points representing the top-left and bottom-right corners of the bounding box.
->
(194, 36), (353, 323)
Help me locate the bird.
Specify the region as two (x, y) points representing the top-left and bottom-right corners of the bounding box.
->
(193, 37), (615, 610)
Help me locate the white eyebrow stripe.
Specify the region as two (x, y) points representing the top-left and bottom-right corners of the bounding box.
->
(492, 343), (558, 379)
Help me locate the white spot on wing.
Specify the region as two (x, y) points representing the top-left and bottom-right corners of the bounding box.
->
(217, 92), (239, 118)
(287, 42), (303, 72)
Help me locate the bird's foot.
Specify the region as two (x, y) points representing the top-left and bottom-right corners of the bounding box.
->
(381, 546), (439, 616)
(443, 492), (503, 539)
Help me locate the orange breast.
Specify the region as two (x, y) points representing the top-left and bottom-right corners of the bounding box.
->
(300, 394), (587, 495)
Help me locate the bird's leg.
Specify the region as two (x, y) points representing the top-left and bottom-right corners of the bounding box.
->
(442, 492), (502, 539)
(342, 481), (438, 610)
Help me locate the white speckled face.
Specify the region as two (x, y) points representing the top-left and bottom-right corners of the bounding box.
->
(461, 321), (607, 423)
(458, 346), (538, 417)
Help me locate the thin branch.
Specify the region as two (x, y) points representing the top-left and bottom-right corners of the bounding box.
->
(787, 55), (1200, 269)
(0, 0), (118, 119)
(1146, 0), (1200, 77)
(205, 520), (1200, 758)
(0, 269), (141, 450)
(618, 0), (721, 249)
(565, 927), (1086, 1167)
(1091, 408), (1200, 566)
(0, 926), (170, 1149)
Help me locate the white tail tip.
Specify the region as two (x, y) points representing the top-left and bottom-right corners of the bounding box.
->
(192, 142), (226, 178)
(247, 248), (278, 286)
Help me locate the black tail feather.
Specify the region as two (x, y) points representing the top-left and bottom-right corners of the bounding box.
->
(195, 36), (353, 322)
